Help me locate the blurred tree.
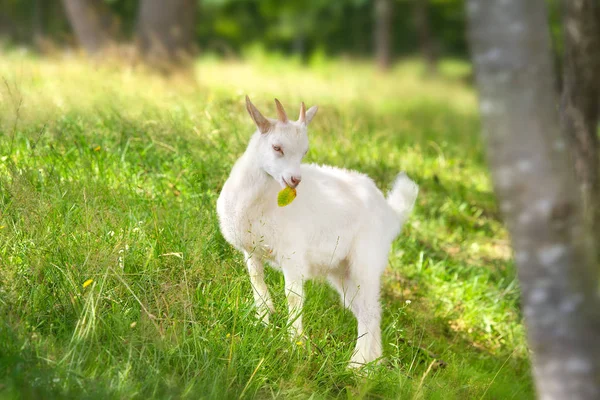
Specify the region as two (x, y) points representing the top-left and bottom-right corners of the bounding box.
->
(559, 0), (600, 246)
(1, 0), (471, 62)
(136, 0), (198, 71)
(61, 0), (118, 54)
(374, 0), (392, 70)
(253, 0), (356, 60)
(414, 0), (437, 74)
(32, 0), (44, 43)
(468, 1), (600, 399)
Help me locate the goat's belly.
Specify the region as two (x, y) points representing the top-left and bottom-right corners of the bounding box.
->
(306, 245), (351, 274)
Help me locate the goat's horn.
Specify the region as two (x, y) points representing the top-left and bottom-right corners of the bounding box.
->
(298, 102), (306, 124)
(274, 98), (288, 123)
(246, 95), (271, 134)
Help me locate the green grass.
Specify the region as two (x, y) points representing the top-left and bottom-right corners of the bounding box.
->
(0, 52), (532, 399)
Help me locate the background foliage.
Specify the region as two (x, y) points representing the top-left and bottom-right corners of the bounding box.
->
(2, 0), (467, 58)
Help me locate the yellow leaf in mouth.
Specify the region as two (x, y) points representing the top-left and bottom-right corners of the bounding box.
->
(277, 187), (297, 207)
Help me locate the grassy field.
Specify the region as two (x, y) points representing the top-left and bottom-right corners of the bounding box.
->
(0, 51), (532, 399)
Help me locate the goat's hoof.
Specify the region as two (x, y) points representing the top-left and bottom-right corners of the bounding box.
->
(255, 311), (270, 325)
(348, 361), (365, 369)
(348, 356), (384, 370)
(288, 327), (304, 340)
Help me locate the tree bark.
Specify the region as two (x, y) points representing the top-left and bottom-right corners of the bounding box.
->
(32, 0), (44, 42)
(559, 0), (600, 247)
(136, 0), (197, 72)
(62, 0), (117, 54)
(467, 1), (600, 399)
(414, 0), (437, 75)
(374, 0), (392, 71)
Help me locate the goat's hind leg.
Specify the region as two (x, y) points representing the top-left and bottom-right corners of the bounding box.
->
(244, 251), (274, 324)
(330, 270), (383, 367)
(348, 279), (383, 367)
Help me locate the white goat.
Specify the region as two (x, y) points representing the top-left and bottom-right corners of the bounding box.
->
(216, 97), (418, 367)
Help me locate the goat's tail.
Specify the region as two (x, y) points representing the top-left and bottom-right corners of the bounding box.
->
(386, 172), (419, 226)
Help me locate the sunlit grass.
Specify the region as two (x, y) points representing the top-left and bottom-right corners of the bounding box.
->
(0, 50), (531, 399)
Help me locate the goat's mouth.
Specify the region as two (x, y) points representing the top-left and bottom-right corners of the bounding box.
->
(282, 178), (298, 189)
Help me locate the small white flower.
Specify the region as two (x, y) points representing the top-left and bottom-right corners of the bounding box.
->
(405, 300), (412, 305)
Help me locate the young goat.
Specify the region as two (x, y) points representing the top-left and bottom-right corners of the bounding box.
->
(217, 97), (418, 367)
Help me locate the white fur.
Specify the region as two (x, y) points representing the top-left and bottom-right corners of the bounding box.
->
(216, 99), (418, 367)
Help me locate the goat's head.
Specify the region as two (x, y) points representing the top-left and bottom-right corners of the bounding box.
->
(245, 96), (318, 189)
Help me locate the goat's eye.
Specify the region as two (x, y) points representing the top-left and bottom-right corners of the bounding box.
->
(272, 145), (283, 155)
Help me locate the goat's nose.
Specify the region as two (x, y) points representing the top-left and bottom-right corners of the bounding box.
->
(290, 176), (302, 187)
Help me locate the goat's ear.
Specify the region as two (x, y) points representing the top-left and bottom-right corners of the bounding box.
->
(246, 96), (271, 134)
(305, 105), (318, 125)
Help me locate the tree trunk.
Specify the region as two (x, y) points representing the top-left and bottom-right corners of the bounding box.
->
(293, 33), (306, 60)
(62, 0), (117, 54)
(559, 0), (600, 249)
(374, 0), (392, 71)
(32, 0), (44, 42)
(136, 0), (197, 72)
(414, 0), (437, 75)
(467, 1), (600, 399)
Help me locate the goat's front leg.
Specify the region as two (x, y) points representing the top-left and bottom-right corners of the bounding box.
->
(244, 251), (274, 324)
(282, 268), (305, 339)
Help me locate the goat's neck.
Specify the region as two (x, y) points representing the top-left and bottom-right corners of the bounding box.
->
(228, 136), (276, 202)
